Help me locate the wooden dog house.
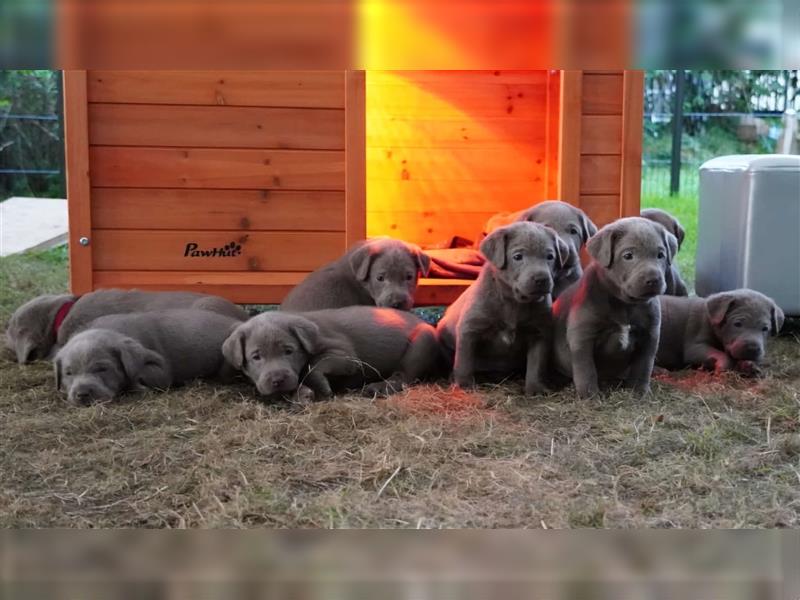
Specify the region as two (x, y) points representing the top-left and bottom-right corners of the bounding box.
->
(63, 69), (643, 304)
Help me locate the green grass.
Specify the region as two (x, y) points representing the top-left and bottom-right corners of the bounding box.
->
(641, 191), (699, 292)
(1, 245), (799, 528)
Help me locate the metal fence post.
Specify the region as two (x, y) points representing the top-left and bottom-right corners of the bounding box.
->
(670, 69), (685, 196)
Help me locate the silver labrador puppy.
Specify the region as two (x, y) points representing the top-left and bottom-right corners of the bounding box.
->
(640, 208), (689, 296)
(54, 309), (241, 405)
(7, 289), (248, 364)
(223, 307), (440, 400)
(281, 238), (431, 312)
(517, 200), (598, 298)
(657, 289), (784, 376)
(553, 217), (677, 398)
(437, 221), (568, 395)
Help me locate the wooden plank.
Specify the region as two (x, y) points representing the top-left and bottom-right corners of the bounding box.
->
(368, 211), (498, 247)
(558, 70), (582, 205)
(582, 73), (624, 115)
(91, 188), (345, 231)
(345, 70), (367, 248)
(366, 116), (546, 149)
(87, 71), (346, 108)
(579, 155), (622, 195)
(367, 147), (546, 182)
(88, 103), (345, 150)
(92, 230), (345, 272)
(368, 71), (549, 86)
(365, 179), (543, 213)
(63, 70), (93, 293)
(415, 279), (472, 306)
(93, 271), (309, 304)
(578, 194), (621, 227)
(544, 69), (561, 199)
(620, 70), (644, 218)
(89, 147), (345, 190)
(580, 115), (623, 155)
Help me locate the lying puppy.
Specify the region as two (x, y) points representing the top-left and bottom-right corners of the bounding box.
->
(516, 200), (598, 298)
(281, 237), (431, 312)
(553, 217), (677, 398)
(54, 309), (240, 405)
(6, 289), (248, 364)
(640, 208), (689, 296)
(223, 307), (440, 400)
(437, 221), (568, 395)
(657, 289), (784, 376)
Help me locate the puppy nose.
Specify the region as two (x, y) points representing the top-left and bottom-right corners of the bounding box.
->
(269, 374), (286, 388)
(390, 300), (404, 309)
(744, 341), (761, 353)
(644, 276), (661, 288)
(75, 391), (91, 404)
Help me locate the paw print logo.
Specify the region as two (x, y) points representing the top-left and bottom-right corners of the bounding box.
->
(225, 241), (243, 256)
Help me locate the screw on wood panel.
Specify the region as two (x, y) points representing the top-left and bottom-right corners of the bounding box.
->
(79, 237), (90, 246)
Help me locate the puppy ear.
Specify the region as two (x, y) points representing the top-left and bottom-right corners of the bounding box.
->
(660, 228), (679, 266)
(116, 338), (167, 388)
(480, 227), (508, 269)
(348, 243), (375, 281)
(770, 301), (785, 336)
(545, 227), (570, 269)
(672, 220), (686, 251)
(579, 211), (598, 244)
(413, 247), (431, 277)
(706, 292), (737, 326)
(222, 327), (247, 369)
(586, 226), (618, 268)
(290, 318), (321, 355)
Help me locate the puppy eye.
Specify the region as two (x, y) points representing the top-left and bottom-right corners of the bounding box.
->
(762, 326), (769, 333)
(622, 251), (634, 261)
(657, 251), (666, 259)
(92, 366), (107, 374)
(405, 273), (414, 282)
(376, 274), (385, 282)
(284, 347), (294, 356)
(569, 227), (579, 235)
(734, 321), (743, 328)
(251, 352), (261, 361)
(65, 369), (73, 376)
(512, 252), (523, 262)
(546, 252), (555, 261)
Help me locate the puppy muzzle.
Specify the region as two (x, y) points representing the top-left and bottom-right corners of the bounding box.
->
(67, 381), (114, 405)
(256, 370), (299, 396)
(378, 295), (413, 311)
(729, 340), (764, 362)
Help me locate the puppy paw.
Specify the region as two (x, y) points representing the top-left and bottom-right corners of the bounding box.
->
(631, 383), (652, 397)
(524, 380), (551, 396)
(576, 383), (600, 399)
(362, 378), (405, 398)
(735, 360), (764, 378)
(295, 385), (316, 404)
(454, 373), (476, 390)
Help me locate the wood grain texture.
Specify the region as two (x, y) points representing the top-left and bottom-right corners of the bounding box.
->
(63, 70), (93, 293)
(91, 230), (345, 272)
(620, 70), (645, 218)
(580, 115), (623, 155)
(89, 103), (345, 150)
(558, 70), (582, 205)
(365, 179), (543, 212)
(345, 70), (367, 247)
(91, 188), (345, 231)
(578, 194), (621, 227)
(581, 73), (624, 115)
(368, 210), (499, 247)
(89, 147), (345, 190)
(545, 69), (561, 199)
(87, 71), (346, 108)
(415, 279), (472, 306)
(579, 155), (622, 195)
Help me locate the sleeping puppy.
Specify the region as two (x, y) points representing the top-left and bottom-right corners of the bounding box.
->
(657, 289), (784, 376)
(640, 208), (689, 296)
(280, 237), (431, 312)
(553, 217), (678, 398)
(516, 200), (598, 298)
(54, 309), (240, 405)
(6, 289), (248, 364)
(437, 221), (569, 395)
(223, 307), (440, 400)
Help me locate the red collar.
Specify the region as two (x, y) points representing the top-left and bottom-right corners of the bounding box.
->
(53, 300), (77, 337)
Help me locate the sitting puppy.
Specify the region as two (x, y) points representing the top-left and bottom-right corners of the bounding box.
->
(437, 221), (569, 395)
(222, 307), (440, 400)
(553, 217), (677, 398)
(280, 237), (431, 312)
(516, 200), (598, 298)
(657, 289), (784, 376)
(54, 309), (240, 405)
(6, 289), (248, 364)
(640, 208), (689, 296)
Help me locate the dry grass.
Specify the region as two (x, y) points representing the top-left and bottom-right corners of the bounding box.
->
(1, 250), (799, 528)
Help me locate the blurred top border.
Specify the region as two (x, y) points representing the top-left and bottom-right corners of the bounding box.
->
(2, 0), (799, 69)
